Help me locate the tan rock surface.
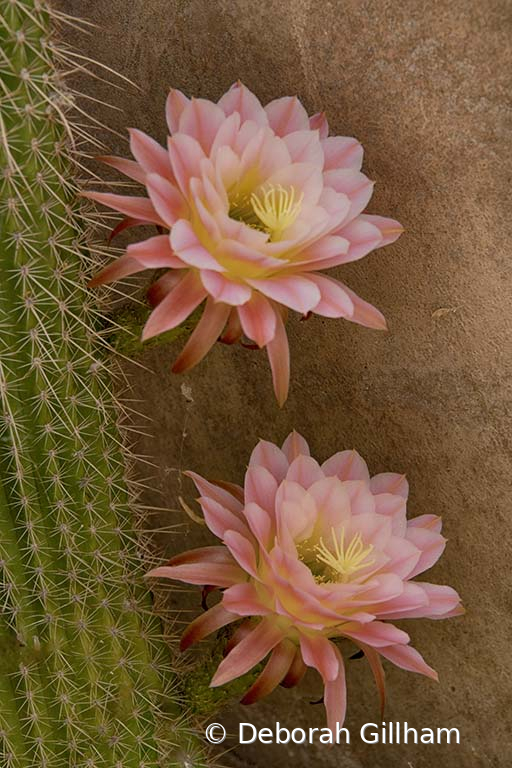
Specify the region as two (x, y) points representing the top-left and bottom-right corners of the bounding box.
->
(58, 1), (512, 766)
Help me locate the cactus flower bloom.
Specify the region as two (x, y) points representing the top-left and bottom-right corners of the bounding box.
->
(85, 83), (403, 404)
(148, 432), (463, 733)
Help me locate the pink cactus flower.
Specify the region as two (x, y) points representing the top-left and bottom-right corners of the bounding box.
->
(147, 432), (463, 733)
(85, 83), (403, 405)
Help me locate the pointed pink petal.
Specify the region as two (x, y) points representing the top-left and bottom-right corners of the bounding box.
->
(178, 97), (226, 153)
(378, 644), (438, 681)
(415, 583), (462, 618)
(147, 545), (244, 588)
(299, 634), (339, 682)
(218, 82), (268, 125)
(244, 502), (273, 548)
(199, 496), (250, 540)
(172, 298), (230, 372)
(222, 583), (271, 617)
(309, 111), (329, 138)
(324, 643), (347, 733)
(220, 307), (243, 344)
(322, 449), (370, 482)
(107, 216), (147, 244)
(341, 620), (409, 648)
(142, 271), (207, 341)
(370, 473), (409, 498)
(406, 528), (447, 578)
(223, 530), (258, 577)
(146, 173), (186, 226)
(82, 191), (166, 226)
(211, 620), (285, 687)
(321, 136), (363, 170)
(408, 514), (443, 534)
(266, 308), (290, 407)
(171, 219), (224, 271)
(360, 214), (404, 246)
(238, 292), (277, 347)
(185, 471), (243, 514)
(373, 493), (407, 536)
(89, 254), (143, 287)
(335, 282), (387, 330)
(244, 465), (278, 511)
(357, 642), (386, 716)
(283, 129), (324, 165)
(281, 431), (310, 462)
(323, 168), (374, 222)
(127, 234), (183, 269)
(249, 439), (289, 481)
(211, 111), (242, 155)
(97, 155), (146, 183)
(265, 96), (309, 136)
(166, 88), (190, 133)
(200, 271), (252, 305)
(168, 133), (206, 197)
(241, 639), (296, 704)
(335, 217), (383, 262)
(248, 275), (321, 314)
(286, 455), (324, 488)
(129, 128), (173, 179)
(147, 271), (183, 307)
(180, 603), (238, 651)
(281, 647), (307, 688)
(308, 273), (354, 318)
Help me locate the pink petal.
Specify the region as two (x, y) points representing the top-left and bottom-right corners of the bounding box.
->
(180, 603), (238, 651)
(323, 168), (374, 222)
(166, 88), (190, 133)
(373, 493), (407, 536)
(373, 581), (429, 619)
(378, 644), (438, 681)
(321, 136), (363, 171)
(286, 455), (324, 488)
(293, 235), (350, 271)
(129, 128), (173, 179)
(147, 544), (244, 587)
(199, 496), (250, 540)
(322, 450), (370, 482)
(146, 173), (186, 226)
(127, 234), (184, 269)
(299, 634), (339, 682)
(382, 535), (421, 579)
(281, 431), (310, 462)
(360, 214), (404, 246)
(283, 130), (324, 165)
(171, 219), (224, 271)
(406, 529), (447, 578)
(356, 642), (386, 716)
(238, 292), (277, 347)
(244, 502), (273, 548)
(147, 271), (183, 307)
(416, 583), (462, 618)
(248, 275), (320, 314)
(335, 282), (387, 330)
(222, 583), (270, 617)
(324, 644), (347, 733)
(218, 82), (268, 126)
(249, 439), (289, 481)
(308, 273), (354, 318)
(179, 97), (226, 153)
(265, 96), (309, 136)
(335, 217), (383, 262)
(210, 619), (284, 687)
(211, 111), (242, 155)
(89, 254), (144, 287)
(172, 298), (230, 373)
(223, 530), (258, 577)
(241, 639), (296, 704)
(370, 473), (409, 498)
(168, 133), (206, 197)
(81, 191), (166, 226)
(341, 620), (409, 648)
(266, 307), (290, 407)
(281, 648), (307, 688)
(200, 271), (252, 305)
(185, 471), (243, 514)
(142, 271), (207, 341)
(97, 155), (146, 184)
(309, 112), (329, 138)
(408, 514), (442, 534)
(220, 307), (243, 344)
(264, 162), (323, 206)
(244, 466), (278, 511)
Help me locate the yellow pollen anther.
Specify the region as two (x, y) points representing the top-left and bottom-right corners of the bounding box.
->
(250, 184), (303, 240)
(315, 527), (375, 583)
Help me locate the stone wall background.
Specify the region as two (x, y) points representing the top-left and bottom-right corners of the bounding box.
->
(58, 1), (512, 766)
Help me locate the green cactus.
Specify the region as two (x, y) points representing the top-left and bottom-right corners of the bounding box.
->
(0, 1), (209, 765)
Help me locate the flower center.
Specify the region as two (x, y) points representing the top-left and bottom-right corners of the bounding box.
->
(314, 527), (375, 583)
(229, 184), (303, 240)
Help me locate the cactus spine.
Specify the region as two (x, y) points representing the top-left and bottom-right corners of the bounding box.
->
(0, 1), (208, 765)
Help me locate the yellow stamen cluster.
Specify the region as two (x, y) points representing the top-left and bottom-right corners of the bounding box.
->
(250, 184), (303, 240)
(315, 527), (375, 583)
